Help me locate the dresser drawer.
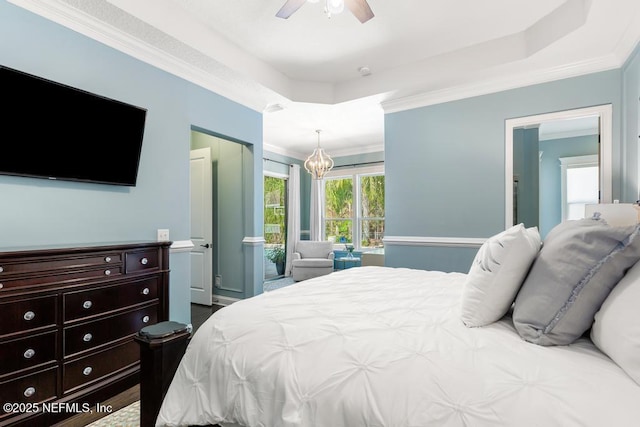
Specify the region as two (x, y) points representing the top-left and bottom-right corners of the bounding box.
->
(0, 252), (121, 276)
(0, 367), (57, 415)
(0, 296), (57, 336)
(63, 340), (138, 394)
(0, 331), (57, 376)
(125, 249), (159, 273)
(64, 277), (158, 321)
(64, 304), (158, 356)
(0, 265), (123, 292)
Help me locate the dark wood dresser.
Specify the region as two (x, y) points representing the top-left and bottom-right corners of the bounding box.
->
(0, 241), (171, 426)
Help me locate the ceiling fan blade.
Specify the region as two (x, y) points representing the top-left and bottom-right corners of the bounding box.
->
(276, 0), (307, 19)
(344, 0), (374, 23)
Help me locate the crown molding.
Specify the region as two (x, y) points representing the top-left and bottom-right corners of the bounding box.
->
(8, 0), (267, 112)
(12, 0), (639, 122)
(381, 55), (622, 114)
(264, 142), (384, 162)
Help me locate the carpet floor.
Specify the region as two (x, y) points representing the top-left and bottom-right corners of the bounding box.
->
(86, 401), (139, 427)
(263, 276), (295, 292)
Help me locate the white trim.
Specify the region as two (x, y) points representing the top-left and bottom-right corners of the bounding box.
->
(211, 295), (240, 306)
(381, 56), (620, 114)
(383, 236), (486, 248)
(264, 170), (289, 179)
(505, 104), (613, 230)
(324, 164), (384, 179)
(242, 236), (266, 245)
(10, 0), (637, 119)
(8, 0), (266, 112)
(539, 127), (598, 141)
(170, 240), (195, 253)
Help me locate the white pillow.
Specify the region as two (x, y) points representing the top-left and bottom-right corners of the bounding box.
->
(591, 259), (640, 385)
(461, 224), (541, 327)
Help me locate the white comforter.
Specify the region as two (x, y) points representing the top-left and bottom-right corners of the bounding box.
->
(157, 267), (640, 427)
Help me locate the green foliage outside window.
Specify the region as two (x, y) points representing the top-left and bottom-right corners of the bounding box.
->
(360, 175), (385, 247)
(264, 176), (286, 245)
(324, 178), (353, 242)
(324, 174), (385, 247)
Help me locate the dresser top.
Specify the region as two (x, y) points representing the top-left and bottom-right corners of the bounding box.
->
(0, 241), (172, 257)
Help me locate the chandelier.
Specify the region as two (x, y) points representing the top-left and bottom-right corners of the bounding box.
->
(304, 130), (334, 179)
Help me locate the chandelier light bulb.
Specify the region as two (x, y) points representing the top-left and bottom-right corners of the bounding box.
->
(326, 0), (344, 15)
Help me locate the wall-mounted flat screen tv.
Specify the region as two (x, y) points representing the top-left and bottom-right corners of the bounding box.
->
(0, 65), (147, 186)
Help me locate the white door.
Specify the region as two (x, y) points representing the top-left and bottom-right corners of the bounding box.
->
(190, 148), (213, 306)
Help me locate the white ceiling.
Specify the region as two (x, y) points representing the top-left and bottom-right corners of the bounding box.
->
(12, 0), (640, 158)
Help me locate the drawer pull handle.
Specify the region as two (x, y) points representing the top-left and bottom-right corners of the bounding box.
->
(23, 311), (35, 321)
(23, 349), (36, 359)
(83, 367), (93, 376)
(23, 387), (36, 398)
(83, 333), (93, 342)
(105, 256), (112, 263)
(142, 287), (150, 295)
(104, 269), (111, 276)
(83, 300), (93, 309)
(0, 283), (3, 289)
(0, 266), (3, 273)
(142, 315), (150, 323)
(140, 257), (148, 265)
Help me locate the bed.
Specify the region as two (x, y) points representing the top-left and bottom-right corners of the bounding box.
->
(156, 219), (640, 427)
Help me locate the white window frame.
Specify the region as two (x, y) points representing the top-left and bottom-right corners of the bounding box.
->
(322, 164), (384, 250)
(559, 154), (599, 221)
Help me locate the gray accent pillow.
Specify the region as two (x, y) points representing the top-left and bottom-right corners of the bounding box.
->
(512, 217), (640, 346)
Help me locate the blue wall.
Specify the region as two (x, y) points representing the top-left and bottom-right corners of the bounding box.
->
(385, 70), (625, 273)
(0, 2), (263, 322)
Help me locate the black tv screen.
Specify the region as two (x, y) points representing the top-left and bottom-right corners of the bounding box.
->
(0, 65), (147, 186)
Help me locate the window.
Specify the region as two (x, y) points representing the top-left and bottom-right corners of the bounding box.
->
(323, 166), (384, 249)
(560, 155), (599, 221)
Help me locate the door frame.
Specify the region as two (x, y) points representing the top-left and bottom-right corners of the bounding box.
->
(504, 104), (613, 229)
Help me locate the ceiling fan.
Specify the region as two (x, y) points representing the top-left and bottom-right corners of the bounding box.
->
(276, 0), (375, 23)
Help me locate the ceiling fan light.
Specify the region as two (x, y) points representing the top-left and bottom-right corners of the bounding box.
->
(326, 0), (344, 15)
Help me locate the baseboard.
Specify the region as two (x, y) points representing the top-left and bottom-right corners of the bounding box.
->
(212, 295), (240, 306)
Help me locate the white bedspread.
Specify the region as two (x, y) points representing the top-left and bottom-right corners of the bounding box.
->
(157, 267), (640, 427)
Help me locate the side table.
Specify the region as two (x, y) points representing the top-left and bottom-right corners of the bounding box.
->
(335, 256), (361, 270)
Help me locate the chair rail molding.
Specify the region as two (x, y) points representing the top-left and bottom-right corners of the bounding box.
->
(383, 236), (486, 248)
(170, 240), (195, 253)
(242, 236), (266, 245)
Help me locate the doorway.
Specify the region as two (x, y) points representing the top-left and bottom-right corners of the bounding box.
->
(190, 130), (251, 303)
(264, 174), (288, 280)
